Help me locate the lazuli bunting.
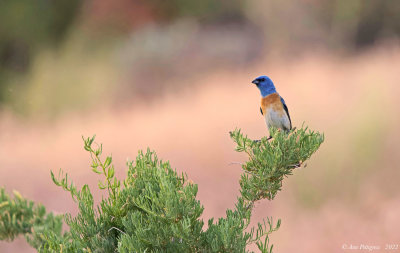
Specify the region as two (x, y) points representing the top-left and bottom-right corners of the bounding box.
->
(252, 75), (292, 137)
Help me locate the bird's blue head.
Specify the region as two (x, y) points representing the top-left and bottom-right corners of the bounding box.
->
(252, 75), (276, 97)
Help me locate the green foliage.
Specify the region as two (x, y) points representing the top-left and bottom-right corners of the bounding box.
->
(118, 151), (204, 252)
(231, 127), (324, 202)
(0, 189), (62, 248)
(0, 126), (323, 252)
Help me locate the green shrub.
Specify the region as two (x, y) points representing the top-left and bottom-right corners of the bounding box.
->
(0, 126), (323, 252)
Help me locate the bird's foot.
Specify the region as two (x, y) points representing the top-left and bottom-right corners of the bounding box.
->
(254, 136), (273, 143)
(290, 162), (307, 169)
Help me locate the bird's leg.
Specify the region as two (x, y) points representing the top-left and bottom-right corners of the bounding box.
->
(266, 136), (272, 141)
(289, 161), (306, 169)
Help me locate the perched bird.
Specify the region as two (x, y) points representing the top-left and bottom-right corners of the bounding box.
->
(252, 75), (292, 138)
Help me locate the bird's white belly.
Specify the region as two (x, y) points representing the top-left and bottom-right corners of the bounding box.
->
(264, 108), (290, 131)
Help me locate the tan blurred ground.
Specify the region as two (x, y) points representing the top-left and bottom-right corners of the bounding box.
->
(1, 47), (400, 252)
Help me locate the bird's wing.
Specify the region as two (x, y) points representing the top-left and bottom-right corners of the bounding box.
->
(280, 96), (292, 129)
(260, 107), (263, 115)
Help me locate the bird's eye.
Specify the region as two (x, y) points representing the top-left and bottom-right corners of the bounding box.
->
(260, 78), (265, 82)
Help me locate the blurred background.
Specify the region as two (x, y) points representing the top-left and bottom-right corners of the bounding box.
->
(1, 0), (400, 252)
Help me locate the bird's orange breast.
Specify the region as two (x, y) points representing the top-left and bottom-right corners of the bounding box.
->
(260, 93), (285, 116)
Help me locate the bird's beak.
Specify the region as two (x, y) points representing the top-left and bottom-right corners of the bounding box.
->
(252, 79), (259, 85)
